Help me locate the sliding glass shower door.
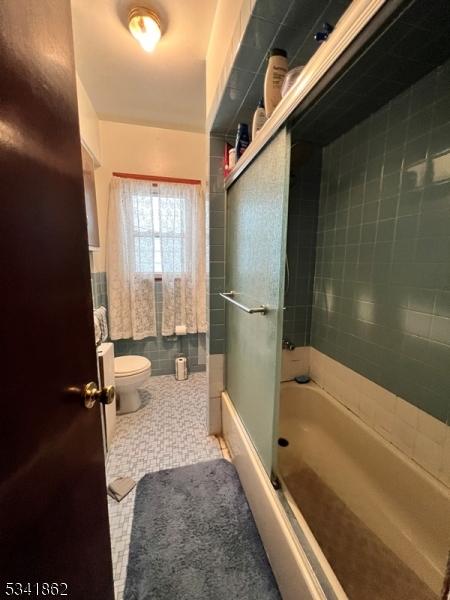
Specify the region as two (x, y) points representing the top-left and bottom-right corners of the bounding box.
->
(225, 128), (290, 475)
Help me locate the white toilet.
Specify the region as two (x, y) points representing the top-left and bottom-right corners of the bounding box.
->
(114, 355), (151, 414)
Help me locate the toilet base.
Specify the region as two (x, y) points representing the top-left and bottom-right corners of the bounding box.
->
(117, 388), (142, 414)
(114, 364), (150, 415)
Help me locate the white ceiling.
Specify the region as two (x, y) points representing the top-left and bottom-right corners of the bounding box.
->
(71, 0), (218, 132)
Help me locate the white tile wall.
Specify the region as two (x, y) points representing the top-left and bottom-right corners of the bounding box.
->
(212, 346), (448, 484)
(208, 353), (225, 397)
(309, 348), (450, 487)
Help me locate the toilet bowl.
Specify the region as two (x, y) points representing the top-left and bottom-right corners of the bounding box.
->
(114, 355), (151, 414)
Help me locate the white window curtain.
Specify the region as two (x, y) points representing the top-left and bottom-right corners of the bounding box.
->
(106, 176), (206, 340)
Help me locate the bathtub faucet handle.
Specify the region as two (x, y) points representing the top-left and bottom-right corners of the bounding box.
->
(282, 338), (295, 351)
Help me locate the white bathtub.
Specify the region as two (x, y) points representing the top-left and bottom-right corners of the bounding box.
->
(278, 380), (450, 598)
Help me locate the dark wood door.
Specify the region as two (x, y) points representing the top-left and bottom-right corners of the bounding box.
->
(0, 2), (114, 598)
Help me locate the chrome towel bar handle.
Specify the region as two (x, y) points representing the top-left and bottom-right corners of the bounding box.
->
(219, 291), (266, 315)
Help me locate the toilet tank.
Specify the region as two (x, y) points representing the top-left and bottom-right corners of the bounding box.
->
(97, 342), (116, 450)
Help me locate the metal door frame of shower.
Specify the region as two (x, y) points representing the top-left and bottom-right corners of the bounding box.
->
(223, 127), (291, 478)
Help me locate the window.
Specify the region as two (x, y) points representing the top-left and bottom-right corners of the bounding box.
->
(107, 176), (206, 338)
(132, 193), (186, 275)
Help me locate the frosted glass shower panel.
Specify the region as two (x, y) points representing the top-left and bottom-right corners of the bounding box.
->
(225, 128), (290, 474)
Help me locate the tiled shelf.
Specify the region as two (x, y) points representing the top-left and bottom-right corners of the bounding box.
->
(224, 0), (385, 188)
(224, 0), (450, 188)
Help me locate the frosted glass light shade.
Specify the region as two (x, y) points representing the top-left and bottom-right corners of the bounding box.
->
(128, 8), (161, 53)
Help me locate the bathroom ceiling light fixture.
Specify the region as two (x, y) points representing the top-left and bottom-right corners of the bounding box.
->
(128, 7), (161, 53)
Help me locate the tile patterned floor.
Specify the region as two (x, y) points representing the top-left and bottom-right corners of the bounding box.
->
(106, 372), (222, 600)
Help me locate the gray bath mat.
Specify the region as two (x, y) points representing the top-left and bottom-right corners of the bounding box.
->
(124, 459), (281, 600)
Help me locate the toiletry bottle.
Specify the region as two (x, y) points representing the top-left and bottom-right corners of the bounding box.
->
(264, 48), (288, 118)
(252, 98), (267, 139)
(228, 147), (236, 170)
(223, 142), (232, 177)
(235, 123), (250, 159)
(314, 22), (334, 43)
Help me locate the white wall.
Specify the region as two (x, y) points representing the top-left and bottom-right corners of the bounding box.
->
(76, 75), (101, 164)
(206, 0), (249, 124)
(92, 120), (206, 272)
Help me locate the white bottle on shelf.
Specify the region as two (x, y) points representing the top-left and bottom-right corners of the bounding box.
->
(264, 48), (288, 118)
(228, 147), (236, 169)
(252, 98), (267, 139)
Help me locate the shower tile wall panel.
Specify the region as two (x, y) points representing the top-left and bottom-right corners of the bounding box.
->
(209, 134), (226, 355)
(284, 145), (321, 347)
(312, 60), (450, 424)
(91, 274), (205, 376)
(212, 0), (351, 135)
(292, 0), (450, 147)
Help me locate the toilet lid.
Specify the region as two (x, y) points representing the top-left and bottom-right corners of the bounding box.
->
(115, 355), (151, 377)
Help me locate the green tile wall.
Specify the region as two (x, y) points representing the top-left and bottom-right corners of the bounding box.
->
(209, 134), (226, 355)
(312, 59), (450, 423)
(90, 272), (205, 376)
(283, 144), (321, 347)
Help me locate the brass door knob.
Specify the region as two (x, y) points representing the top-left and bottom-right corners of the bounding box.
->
(84, 382), (116, 409)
